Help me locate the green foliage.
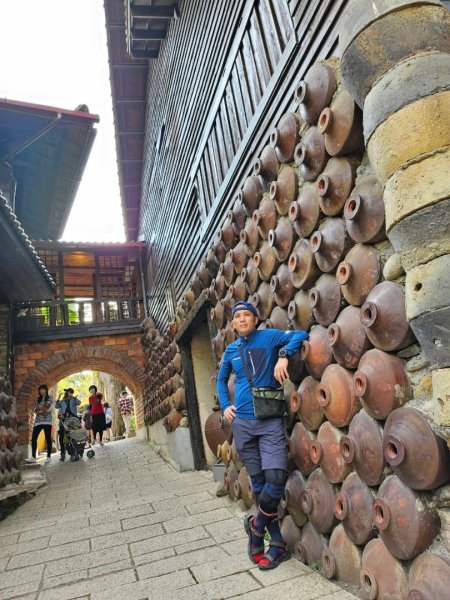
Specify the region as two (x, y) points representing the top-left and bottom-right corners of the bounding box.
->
(56, 371), (99, 402)
(310, 561), (319, 571)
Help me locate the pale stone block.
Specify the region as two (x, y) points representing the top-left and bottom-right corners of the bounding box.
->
(433, 368), (450, 426)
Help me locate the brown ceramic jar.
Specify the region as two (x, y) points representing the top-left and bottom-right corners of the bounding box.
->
(317, 363), (360, 428)
(219, 216), (239, 250)
(253, 241), (278, 281)
(239, 175), (264, 216)
(311, 217), (351, 273)
(289, 422), (317, 477)
(266, 306), (290, 330)
(271, 263), (295, 308)
(270, 112), (301, 163)
(280, 515), (302, 554)
(316, 157), (357, 216)
(211, 300), (226, 329)
(218, 253), (236, 287)
(408, 553), (450, 600)
(295, 62), (337, 124)
(309, 273), (343, 326)
(239, 218), (260, 256)
(295, 126), (328, 181)
(288, 238), (320, 290)
(344, 176), (386, 244)
(253, 144), (279, 183)
(300, 325), (334, 379)
(288, 186), (321, 238)
(295, 521), (328, 567)
(287, 290), (314, 332)
(240, 260), (260, 295)
(310, 421), (352, 484)
(318, 90), (364, 156)
(252, 194), (277, 240)
(228, 198), (247, 236)
(336, 244), (382, 306)
(282, 469), (308, 527)
(327, 305), (373, 369)
(250, 281), (274, 321)
(300, 468), (338, 533)
(270, 166), (299, 216)
(321, 524), (362, 586)
(229, 241), (247, 275)
(291, 375), (323, 431)
(360, 539), (409, 600)
(334, 472), (377, 546)
(268, 216), (296, 262)
(234, 465), (254, 508)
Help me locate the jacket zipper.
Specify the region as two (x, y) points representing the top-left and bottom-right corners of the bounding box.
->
(248, 350), (256, 377)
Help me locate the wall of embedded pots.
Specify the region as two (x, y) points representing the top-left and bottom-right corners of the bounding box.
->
(0, 376), (22, 489)
(140, 4), (450, 595)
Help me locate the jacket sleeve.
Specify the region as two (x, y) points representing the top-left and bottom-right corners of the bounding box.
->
(270, 329), (309, 356)
(216, 348), (232, 411)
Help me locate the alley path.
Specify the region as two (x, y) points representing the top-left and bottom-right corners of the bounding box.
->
(0, 438), (359, 600)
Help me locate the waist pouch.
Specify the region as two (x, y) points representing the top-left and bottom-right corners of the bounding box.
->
(251, 386), (286, 419)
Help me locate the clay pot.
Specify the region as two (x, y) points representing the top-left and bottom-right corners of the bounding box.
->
(383, 407), (450, 490)
(309, 273), (343, 326)
(344, 176), (386, 243)
(253, 145), (280, 183)
(171, 388), (186, 411)
(354, 349), (411, 420)
(300, 468), (338, 533)
(270, 112), (301, 162)
(327, 305), (373, 369)
(220, 217), (239, 250)
(234, 466), (254, 508)
(270, 263), (295, 308)
(268, 217), (295, 262)
(228, 199), (247, 236)
(310, 421), (352, 484)
(224, 461), (239, 501)
(287, 352), (306, 385)
(300, 325), (334, 379)
(374, 475), (441, 560)
(288, 238), (320, 290)
(239, 218), (260, 256)
(270, 166), (298, 216)
(204, 411), (227, 455)
(360, 538), (409, 600)
(211, 300), (226, 329)
(240, 260), (260, 295)
(291, 376), (323, 431)
(334, 472), (377, 546)
(311, 218), (351, 273)
(296, 521), (328, 567)
(287, 290), (314, 332)
(282, 469), (308, 527)
(289, 422), (317, 477)
(212, 234), (227, 263)
(253, 241), (278, 281)
(280, 515), (302, 554)
(222, 288), (235, 321)
(250, 281), (273, 321)
(165, 408), (183, 432)
(252, 194), (277, 240)
(210, 274), (226, 301)
(266, 306), (289, 330)
(295, 126), (328, 181)
(295, 62), (337, 124)
(229, 242), (247, 275)
(288, 186), (321, 238)
(408, 553), (450, 600)
(336, 244), (382, 306)
(316, 157), (357, 216)
(318, 90), (364, 156)
(239, 175), (264, 216)
(360, 282), (416, 352)
(317, 364), (360, 428)
(321, 524), (362, 586)
(229, 278), (247, 303)
(340, 409), (388, 487)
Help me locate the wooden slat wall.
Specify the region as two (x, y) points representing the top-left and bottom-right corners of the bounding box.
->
(141, 0), (349, 330)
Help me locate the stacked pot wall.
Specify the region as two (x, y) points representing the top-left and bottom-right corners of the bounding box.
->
(0, 376), (22, 488)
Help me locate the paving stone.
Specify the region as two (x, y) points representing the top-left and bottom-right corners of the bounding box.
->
(129, 525), (210, 557)
(0, 580), (40, 600)
(185, 497), (232, 515)
(203, 518), (247, 544)
(91, 522), (164, 551)
(0, 535), (50, 560)
(137, 545), (227, 580)
(45, 545), (130, 577)
(121, 505), (189, 530)
(37, 568), (137, 600)
(90, 503), (155, 526)
(0, 533), (18, 547)
(42, 569), (88, 589)
(49, 519), (118, 546)
(89, 558), (134, 578)
(0, 563), (45, 588)
(228, 571), (340, 599)
(171, 572), (261, 600)
(190, 554), (257, 583)
(163, 507), (234, 533)
(133, 546), (175, 567)
(90, 570), (195, 600)
(8, 540), (90, 570)
(174, 536), (217, 556)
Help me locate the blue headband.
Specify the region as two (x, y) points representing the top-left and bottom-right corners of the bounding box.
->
(232, 301), (258, 318)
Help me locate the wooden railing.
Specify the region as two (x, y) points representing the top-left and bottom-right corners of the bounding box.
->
(14, 298), (144, 331)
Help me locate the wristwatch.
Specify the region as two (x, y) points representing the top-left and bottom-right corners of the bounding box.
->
(278, 348), (288, 358)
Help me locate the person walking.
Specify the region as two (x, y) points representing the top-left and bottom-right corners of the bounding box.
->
(25, 384), (54, 464)
(117, 390), (134, 437)
(55, 388), (80, 461)
(89, 385), (106, 445)
(103, 402), (113, 441)
(216, 301), (309, 570)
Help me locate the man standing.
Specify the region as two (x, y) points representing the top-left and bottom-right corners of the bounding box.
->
(55, 388), (80, 461)
(117, 390), (134, 437)
(216, 301), (308, 570)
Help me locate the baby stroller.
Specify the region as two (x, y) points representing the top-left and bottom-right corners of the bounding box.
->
(61, 417), (95, 461)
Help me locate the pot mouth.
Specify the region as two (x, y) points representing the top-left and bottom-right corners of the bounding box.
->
(269, 127), (279, 148)
(339, 435), (355, 464)
(344, 194), (361, 220)
(294, 142), (306, 165)
(294, 80), (307, 104)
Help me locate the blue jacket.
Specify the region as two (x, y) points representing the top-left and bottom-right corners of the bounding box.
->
(217, 328), (309, 419)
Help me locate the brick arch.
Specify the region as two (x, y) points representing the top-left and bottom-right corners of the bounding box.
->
(15, 337), (146, 445)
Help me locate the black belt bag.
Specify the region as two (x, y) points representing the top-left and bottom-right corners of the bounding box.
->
(238, 346), (286, 419)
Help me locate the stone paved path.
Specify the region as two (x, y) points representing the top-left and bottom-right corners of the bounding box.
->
(0, 438), (359, 600)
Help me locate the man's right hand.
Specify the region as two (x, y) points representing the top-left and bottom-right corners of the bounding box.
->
(223, 405), (236, 422)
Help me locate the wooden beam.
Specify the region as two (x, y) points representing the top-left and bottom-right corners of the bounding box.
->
(131, 5), (178, 19)
(131, 27), (167, 40)
(130, 48), (159, 60)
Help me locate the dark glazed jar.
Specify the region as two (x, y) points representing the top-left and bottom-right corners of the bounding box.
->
(295, 126), (328, 181)
(288, 186), (321, 238)
(218, 253), (236, 287)
(270, 112), (301, 163)
(240, 260), (260, 295)
(300, 325), (334, 379)
(211, 300), (226, 329)
(317, 363), (360, 428)
(373, 475), (441, 560)
(268, 217), (295, 262)
(316, 157), (357, 216)
(310, 421), (352, 484)
(270, 263), (295, 308)
(334, 472), (377, 546)
(253, 241), (278, 282)
(344, 176), (386, 243)
(253, 144), (280, 183)
(300, 468), (338, 533)
(229, 278), (247, 303)
(219, 216), (239, 250)
(354, 348), (411, 420)
(327, 305), (373, 369)
(289, 422), (317, 477)
(383, 407), (450, 490)
(318, 90), (364, 156)
(309, 273), (343, 326)
(280, 515), (302, 554)
(321, 524), (362, 586)
(204, 411), (227, 455)
(408, 553), (450, 600)
(229, 242), (247, 275)
(266, 306), (289, 331)
(287, 290), (314, 332)
(336, 244), (382, 306)
(295, 62), (337, 124)
(281, 469), (308, 527)
(360, 282), (416, 351)
(250, 281), (274, 321)
(240, 218), (260, 256)
(270, 165), (298, 216)
(360, 538), (409, 600)
(228, 198), (247, 236)
(252, 194), (277, 240)
(340, 409), (388, 487)
(288, 238), (320, 290)
(291, 375), (323, 431)
(210, 274), (226, 301)
(295, 521), (328, 567)
(311, 217), (351, 273)
(239, 175), (264, 216)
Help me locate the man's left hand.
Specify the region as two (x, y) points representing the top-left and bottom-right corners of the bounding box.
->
(274, 357), (289, 384)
